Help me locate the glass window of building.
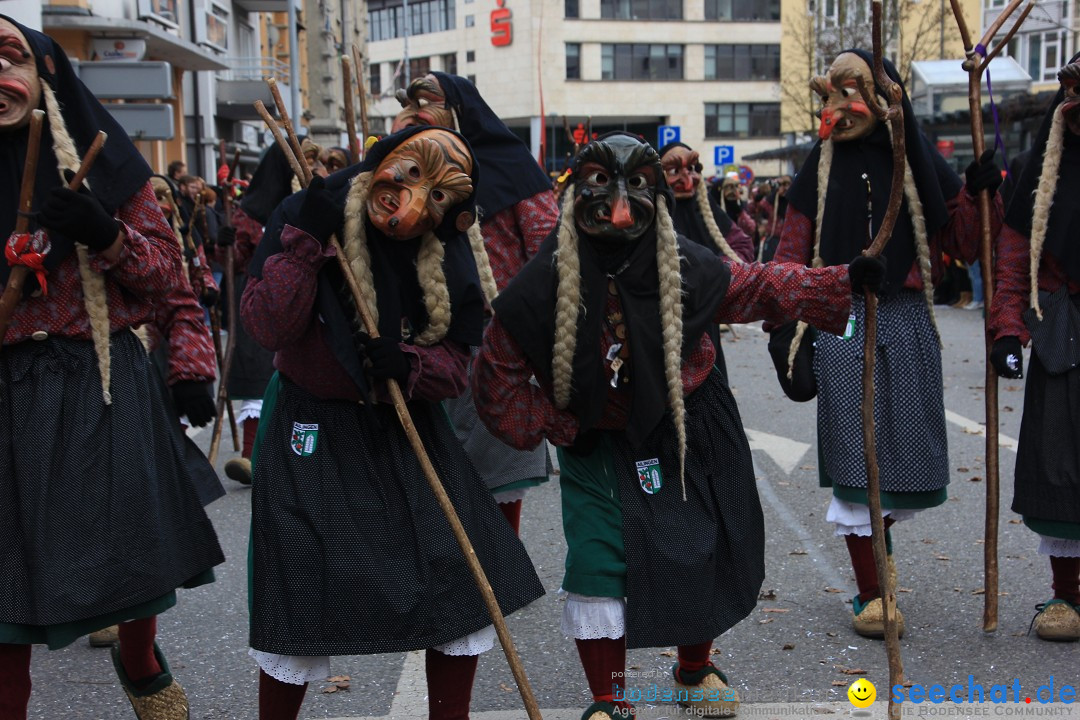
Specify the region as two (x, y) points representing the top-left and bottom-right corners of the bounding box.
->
(600, 0), (682, 20)
(600, 44), (683, 80)
(368, 0), (456, 42)
(466, 50), (476, 62)
(369, 62), (381, 97)
(704, 44), (781, 81)
(442, 52), (457, 75)
(705, 102), (780, 138)
(704, 0), (780, 21)
(465, 14), (475, 26)
(566, 0), (580, 17)
(566, 43), (581, 79)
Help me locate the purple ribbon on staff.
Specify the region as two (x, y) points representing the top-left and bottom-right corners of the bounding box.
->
(975, 43), (1011, 178)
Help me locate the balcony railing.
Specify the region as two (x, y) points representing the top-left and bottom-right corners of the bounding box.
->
(216, 56), (289, 83)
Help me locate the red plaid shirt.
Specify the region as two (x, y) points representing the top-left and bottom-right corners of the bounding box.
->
(472, 260), (852, 450)
(482, 191), (559, 292)
(989, 223), (1080, 343)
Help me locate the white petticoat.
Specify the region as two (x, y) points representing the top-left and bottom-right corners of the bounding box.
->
(560, 592), (626, 640)
(237, 399), (263, 424)
(826, 496), (918, 536)
(250, 626), (496, 685)
(1037, 536), (1080, 557)
(492, 487), (529, 504)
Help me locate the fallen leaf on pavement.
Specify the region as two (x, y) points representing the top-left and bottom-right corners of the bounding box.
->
(790, 549), (808, 555)
(783, 643), (796, 650)
(759, 589), (778, 600)
(659, 650), (676, 657)
(835, 666), (868, 675)
(824, 587), (844, 593)
(832, 681), (848, 686)
(328, 676), (350, 683)
(763, 608), (790, 613)
(321, 686), (338, 694)
(969, 476), (983, 483)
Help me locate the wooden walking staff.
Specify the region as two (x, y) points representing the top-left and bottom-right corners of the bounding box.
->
(208, 141), (243, 463)
(0, 115), (106, 346)
(851, 3), (908, 717)
(341, 55), (362, 163)
(947, 0), (1034, 634)
(257, 93), (545, 720)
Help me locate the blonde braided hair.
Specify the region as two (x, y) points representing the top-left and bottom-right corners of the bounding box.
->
(467, 219), (499, 303)
(695, 181), (743, 263)
(42, 81), (113, 404)
(1028, 107), (1066, 320)
(552, 185), (582, 409)
(413, 231), (452, 346)
(656, 195), (689, 500)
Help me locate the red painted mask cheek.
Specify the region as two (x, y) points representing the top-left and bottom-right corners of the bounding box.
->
(818, 108), (836, 140)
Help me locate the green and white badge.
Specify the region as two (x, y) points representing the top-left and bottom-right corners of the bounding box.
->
(841, 313), (857, 340)
(291, 422), (319, 457)
(636, 458), (663, 495)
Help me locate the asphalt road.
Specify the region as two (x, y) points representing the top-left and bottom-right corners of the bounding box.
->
(24, 303), (1079, 719)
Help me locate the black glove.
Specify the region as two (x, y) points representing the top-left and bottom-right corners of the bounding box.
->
(965, 149), (1003, 197)
(217, 225), (236, 247)
(566, 429), (602, 457)
(179, 223), (190, 237)
(990, 336), (1024, 379)
(293, 175), (343, 244)
(201, 285), (220, 307)
(172, 380), (217, 427)
(361, 335), (412, 384)
(848, 255), (887, 295)
(37, 169), (120, 251)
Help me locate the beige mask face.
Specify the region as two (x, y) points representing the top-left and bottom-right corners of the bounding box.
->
(368, 128), (474, 240)
(811, 52), (879, 142)
(391, 74), (455, 133)
(661, 146), (702, 200)
(0, 19), (42, 132)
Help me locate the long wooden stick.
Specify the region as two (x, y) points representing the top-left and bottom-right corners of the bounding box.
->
(853, 5), (906, 718)
(0, 119), (105, 347)
(267, 78), (310, 185)
(255, 100), (544, 720)
(209, 142), (242, 463)
(352, 44), (371, 143)
(341, 55), (361, 162)
(948, 0), (1030, 635)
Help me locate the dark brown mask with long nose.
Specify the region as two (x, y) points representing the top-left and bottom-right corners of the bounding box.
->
(573, 135), (661, 242)
(367, 128), (474, 240)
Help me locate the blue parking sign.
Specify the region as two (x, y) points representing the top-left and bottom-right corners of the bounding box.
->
(658, 125), (680, 147)
(714, 145), (735, 166)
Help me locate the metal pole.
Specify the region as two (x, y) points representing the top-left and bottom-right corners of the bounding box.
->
(288, 0), (302, 126)
(403, 0), (411, 85)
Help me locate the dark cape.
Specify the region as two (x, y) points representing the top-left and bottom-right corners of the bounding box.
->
(493, 228), (731, 449)
(432, 72), (552, 218)
(0, 15), (152, 294)
(785, 50), (962, 294)
(239, 141), (299, 227)
(1003, 51), (1080, 287)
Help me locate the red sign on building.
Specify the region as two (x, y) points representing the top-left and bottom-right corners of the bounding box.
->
(937, 139), (955, 158)
(491, 0), (512, 47)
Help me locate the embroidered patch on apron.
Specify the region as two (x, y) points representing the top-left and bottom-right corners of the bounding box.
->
(636, 458), (663, 495)
(290, 422), (319, 457)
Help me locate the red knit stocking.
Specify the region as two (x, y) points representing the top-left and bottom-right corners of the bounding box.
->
(425, 648), (478, 720)
(0, 644), (31, 720)
(574, 637), (630, 708)
(498, 499), (523, 535)
(258, 669), (307, 720)
(676, 640), (713, 675)
(117, 616), (161, 686)
(243, 417), (259, 459)
(844, 517), (895, 603)
(1051, 556), (1080, 604)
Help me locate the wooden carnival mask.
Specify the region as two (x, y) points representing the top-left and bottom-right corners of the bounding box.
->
(0, 18), (41, 132)
(573, 134), (661, 242)
(661, 146), (703, 200)
(1059, 61), (1080, 136)
(368, 128), (474, 241)
(391, 74), (455, 133)
(810, 52), (879, 142)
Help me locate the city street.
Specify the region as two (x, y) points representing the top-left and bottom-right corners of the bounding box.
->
(24, 304), (1078, 719)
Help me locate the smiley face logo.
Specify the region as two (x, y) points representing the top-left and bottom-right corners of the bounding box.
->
(847, 678), (876, 708)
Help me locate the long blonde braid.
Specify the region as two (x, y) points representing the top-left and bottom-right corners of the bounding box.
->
(655, 195), (688, 501)
(552, 185), (582, 409)
(342, 171), (380, 329)
(42, 81), (113, 404)
(695, 181), (743, 263)
(413, 231), (452, 346)
(467, 220), (499, 303)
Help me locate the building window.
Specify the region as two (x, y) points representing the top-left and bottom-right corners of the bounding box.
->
(369, 62), (382, 97)
(368, 0), (456, 42)
(205, 3), (229, 50)
(704, 0), (780, 21)
(704, 44), (780, 81)
(566, 43), (581, 79)
(138, 0), (180, 27)
(600, 44), (683, 80)
(705, 102), (780, 138)
(600, 0), (682, 19)
(395, 57), (432, 90)
(1008, 30), (1071, 84)
(442, 52), (457, 74)
(466, 50), (475, 62)
(566, 0), (580, 17)
(465, 14), (475, 26)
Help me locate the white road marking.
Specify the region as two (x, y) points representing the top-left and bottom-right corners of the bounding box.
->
(944, 409), (1018, 452)
(745, 428), (811, 475)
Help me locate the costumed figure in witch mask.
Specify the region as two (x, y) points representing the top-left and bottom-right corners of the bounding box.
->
(241, 126), (545, 720)
(716, 172), (758, 245)
(472, 131), (883, 720)
(659, 141), (755, 382)
(393, 72), (559, 534)
(770, 50), (1004, 639)
(207, 141), (298, 486)
(989, 53), (1080, 641)
(747, 175), (792, 262)
(0, 16), (224, 720)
